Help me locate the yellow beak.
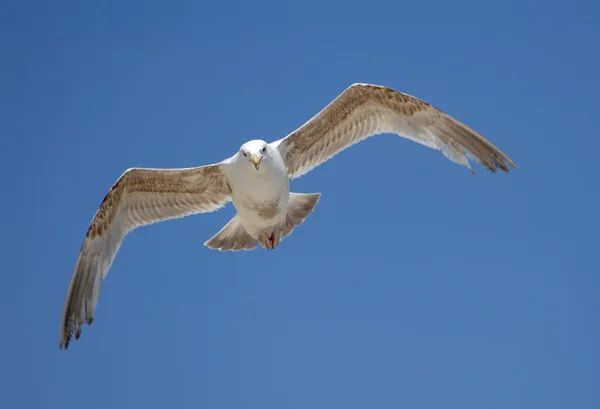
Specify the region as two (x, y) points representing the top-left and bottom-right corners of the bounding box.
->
(251, 155), (262, 169)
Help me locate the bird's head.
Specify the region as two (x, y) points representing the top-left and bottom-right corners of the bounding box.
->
(239, 140), (270, 170)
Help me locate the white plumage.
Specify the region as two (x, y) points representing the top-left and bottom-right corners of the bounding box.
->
(59, 83), (517, 349)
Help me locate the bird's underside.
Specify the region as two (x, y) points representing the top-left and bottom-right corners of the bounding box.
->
(59, 82), (517, 350)
(203, 192), (322, 251)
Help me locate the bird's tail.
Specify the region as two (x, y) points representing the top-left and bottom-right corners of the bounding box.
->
(204, 214), (258, 251)
(281, 192), (321, 239)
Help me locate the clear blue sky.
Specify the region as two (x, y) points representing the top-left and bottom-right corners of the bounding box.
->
(3, 0), (599, 408)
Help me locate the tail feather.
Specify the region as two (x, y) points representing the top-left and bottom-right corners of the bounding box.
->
(204, 214), (258, 251)
(283, 192), (321, 238)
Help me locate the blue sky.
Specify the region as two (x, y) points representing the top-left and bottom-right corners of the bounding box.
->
(3, 0), (600, 407)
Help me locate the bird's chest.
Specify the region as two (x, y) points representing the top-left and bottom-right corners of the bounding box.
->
(230, 166), (290, 223)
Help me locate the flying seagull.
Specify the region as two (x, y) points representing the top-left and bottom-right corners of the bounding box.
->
(59, 83), (517, 349)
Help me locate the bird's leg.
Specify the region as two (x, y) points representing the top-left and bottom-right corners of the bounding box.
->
(258, 231), (273, 250)
(258, 227), (283, 250)
(271, 225), (282, 249)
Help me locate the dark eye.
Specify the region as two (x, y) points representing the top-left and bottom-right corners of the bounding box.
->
(242, 151), (247, 157)
(261, 146), (267, 153)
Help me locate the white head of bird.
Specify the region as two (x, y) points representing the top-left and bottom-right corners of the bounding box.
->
(239, 139), (271, 171)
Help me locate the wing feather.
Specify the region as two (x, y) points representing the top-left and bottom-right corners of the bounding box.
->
(59, 163), (231, 349)
(274, 83), (517, 178)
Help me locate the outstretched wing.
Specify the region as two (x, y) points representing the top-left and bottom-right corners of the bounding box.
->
(59, 164), (232, 349)
(274, 83), (517, 178)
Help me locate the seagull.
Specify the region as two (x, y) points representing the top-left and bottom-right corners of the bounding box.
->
(59, 83), (517, 349)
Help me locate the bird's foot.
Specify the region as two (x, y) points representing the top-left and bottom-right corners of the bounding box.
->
(258, 227), (282, 250)
(258, 232), (274, 249)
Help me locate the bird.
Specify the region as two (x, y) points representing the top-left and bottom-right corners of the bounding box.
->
(59, 82), (517, 349)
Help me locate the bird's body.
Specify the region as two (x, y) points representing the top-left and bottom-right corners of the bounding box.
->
(59, 83), (518, 349)
(203, 139), (321, 251)
(224, 140), (291, 248)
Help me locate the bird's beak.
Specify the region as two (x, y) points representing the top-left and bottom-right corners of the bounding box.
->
(251, 154), (262, 170)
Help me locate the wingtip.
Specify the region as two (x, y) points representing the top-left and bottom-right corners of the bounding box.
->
(59, 317), (93, 350)
(499, 159), (518, 173)
(59, 335), (70, 350)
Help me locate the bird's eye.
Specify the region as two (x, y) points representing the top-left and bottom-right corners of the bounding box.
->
(242, 151), (247, 157)
(261, 146), (267, 153)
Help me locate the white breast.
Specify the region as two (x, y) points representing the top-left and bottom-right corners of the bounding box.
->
(227, 152), (290, 228)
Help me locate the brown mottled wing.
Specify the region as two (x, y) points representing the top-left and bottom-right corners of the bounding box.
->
(59, 164), (231, 350)
(274, 83), (517, 178)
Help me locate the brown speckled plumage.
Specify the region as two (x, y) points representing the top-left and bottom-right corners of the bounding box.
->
(276, 83), (516, 178)
(246, 198), (281, 220)
(59, 164), (231, 349)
